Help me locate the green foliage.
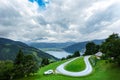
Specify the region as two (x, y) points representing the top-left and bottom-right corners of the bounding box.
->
(14, 49), (39, 78)
(66, 55), (73, 59)
(14, 49), (24, 64)
(73, 51), (80, 57)
(105, 33), (119, 42)
(85, 42), (99, 55)
(101, 33), (120, 65)
(101, 54), (107, 60)
(41, 58), (50, 66)
(0, 60), (14, 80)
(17, 59), (120, 80)
(23, 55), (39, 75)
(61, 57), (66, 60)
(89, 56), (98, 66)
(65, 57), (86, 72)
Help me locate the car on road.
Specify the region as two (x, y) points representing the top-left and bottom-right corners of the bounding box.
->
(44, 70), (54, 75)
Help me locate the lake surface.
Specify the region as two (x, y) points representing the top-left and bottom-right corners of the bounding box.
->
(46, 51), (71, 59)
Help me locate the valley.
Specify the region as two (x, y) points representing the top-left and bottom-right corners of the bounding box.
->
(0, 33), (120, 80)
(0, 0), (120, 80)
(17, 56), (120, 80)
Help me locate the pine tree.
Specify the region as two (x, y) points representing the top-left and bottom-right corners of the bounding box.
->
(14, 49), (24, 64)
(14, 49), (25, 77)
(14, 49), (39, 77)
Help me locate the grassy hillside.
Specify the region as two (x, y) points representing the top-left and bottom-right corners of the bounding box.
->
(65, 57), (86, 72)
(17, 58), (120, 80)
(0, 38), (57, 61)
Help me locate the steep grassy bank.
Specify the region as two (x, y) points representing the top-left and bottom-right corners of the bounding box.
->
(17, 58), (120, 80)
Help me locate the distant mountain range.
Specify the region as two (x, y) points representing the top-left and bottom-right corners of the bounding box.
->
(63, 39), (105, 53)
(0, 38), (57, 61)
(28, 39), (105, 55)
(28, 42), (76, 49)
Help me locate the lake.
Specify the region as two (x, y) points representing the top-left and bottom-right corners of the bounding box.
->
(46, 51), (71, 59)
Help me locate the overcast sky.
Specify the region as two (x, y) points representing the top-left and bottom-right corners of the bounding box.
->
(0, 0), (120, 42)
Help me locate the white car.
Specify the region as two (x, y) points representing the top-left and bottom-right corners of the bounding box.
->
(44, 70), (54, 75)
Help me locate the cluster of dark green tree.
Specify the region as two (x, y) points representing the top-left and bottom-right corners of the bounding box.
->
(0, 60), (13, 80)
(84, 33), (120, 65)
(61, 51), (80, 60)
(13, 50), (39, 78)
(101, 33), (120, 65)
(41, 58), (50, 67)
(84, 42), (100, 55)
(0, 49), (40, 80)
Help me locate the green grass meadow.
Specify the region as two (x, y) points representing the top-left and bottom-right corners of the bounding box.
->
(17, 57), (120, 80)
(65, 57), (86, 72)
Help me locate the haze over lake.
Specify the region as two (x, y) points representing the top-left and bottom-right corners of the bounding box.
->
(46, 51), (71, 59)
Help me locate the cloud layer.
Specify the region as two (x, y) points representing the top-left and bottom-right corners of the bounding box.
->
(0, 0), (120, 42)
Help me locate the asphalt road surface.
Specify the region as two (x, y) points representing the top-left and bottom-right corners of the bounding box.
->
(56, 56), (92, 77)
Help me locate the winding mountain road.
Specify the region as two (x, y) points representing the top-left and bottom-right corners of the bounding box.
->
(56, 56), (92, 77)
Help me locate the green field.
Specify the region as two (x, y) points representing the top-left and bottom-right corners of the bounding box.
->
(65, 57), (86, 72)
(17, 57), (120, 80)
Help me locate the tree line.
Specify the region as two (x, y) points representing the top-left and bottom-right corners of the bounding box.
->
(84, 33), (120, 65)
(0, 49), (50, 80)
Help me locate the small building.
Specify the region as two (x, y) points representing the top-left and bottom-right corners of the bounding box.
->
(95, 52), (103, 59)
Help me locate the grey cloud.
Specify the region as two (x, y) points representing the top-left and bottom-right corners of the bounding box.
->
(82, 3), (120, 34)
(0, 1), (21, 27)
(0, 0), (120, 42)
(0, 27), (16, 38)
(0, 31), (10, 37)
(35, 16), (48, 25)
(0, 6), (21, 18)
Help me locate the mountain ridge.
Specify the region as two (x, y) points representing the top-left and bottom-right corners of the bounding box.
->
(63, 39), (105, 53)
(28, 42), (76, 49)
(0, 38), (58, 61)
